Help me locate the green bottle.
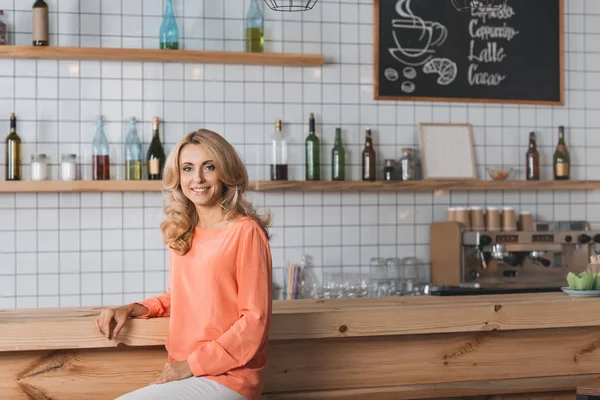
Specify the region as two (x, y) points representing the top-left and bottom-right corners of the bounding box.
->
(5, 113), (22, 181)
(147, 117), (166, 180)
(553, 125), (570, 180)
(331, 127), (345, 181)
(305, 113), (320, 181)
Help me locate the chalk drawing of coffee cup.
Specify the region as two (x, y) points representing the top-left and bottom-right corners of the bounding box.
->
(390, 19), (447, 65)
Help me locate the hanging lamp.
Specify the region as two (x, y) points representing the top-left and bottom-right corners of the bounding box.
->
(262, 0), (319, 12)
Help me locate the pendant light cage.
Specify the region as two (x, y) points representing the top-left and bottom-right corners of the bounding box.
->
(451, 0), (507, 13)
(263, 0), (319, 12)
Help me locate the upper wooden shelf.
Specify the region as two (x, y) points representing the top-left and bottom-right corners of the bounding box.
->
(1, 180), (600, 193)
(0, 46), (325, 66)
(0, 181), (163, 193)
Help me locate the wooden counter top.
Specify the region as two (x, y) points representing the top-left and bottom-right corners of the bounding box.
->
(2, 292), (600, 352)
(3, 293), (600, 399)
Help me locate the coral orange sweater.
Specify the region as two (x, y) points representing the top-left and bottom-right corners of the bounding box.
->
(137, 217), (272, 400)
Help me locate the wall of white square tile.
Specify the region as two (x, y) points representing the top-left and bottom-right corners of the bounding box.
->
(0, 0), (598, 308)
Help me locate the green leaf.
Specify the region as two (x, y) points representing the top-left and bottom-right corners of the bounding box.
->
(567, 272), (596, 290)
(594, 274), (600, 290)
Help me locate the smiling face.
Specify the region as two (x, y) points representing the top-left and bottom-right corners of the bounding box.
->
(179, 144), (224, 211)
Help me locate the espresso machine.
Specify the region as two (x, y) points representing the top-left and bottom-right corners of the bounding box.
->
(429, 220), (600, 295)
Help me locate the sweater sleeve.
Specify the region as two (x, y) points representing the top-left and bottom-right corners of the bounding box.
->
(136, 251), (173, 318)
(187, 223), (272, 376)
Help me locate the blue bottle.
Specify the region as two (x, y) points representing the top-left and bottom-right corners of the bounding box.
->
(159, 0), (179, 49)
(245, 0), (264, 52)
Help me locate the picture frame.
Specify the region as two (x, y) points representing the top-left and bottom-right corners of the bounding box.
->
(418, 123), (476, 180)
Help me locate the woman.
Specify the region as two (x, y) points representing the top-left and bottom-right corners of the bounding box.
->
(96, 129), (272, 400)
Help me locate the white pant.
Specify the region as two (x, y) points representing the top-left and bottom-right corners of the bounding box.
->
(115, 377), (248, 400)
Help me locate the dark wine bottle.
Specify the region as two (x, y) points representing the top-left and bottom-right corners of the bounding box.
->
(5, 113), (22, 181)
(362, 128), (376, 181)
(526, 131), (540, 180)
(305, 113), (320, 181)
(32, 0), (49, 46)
(147, 117), (166, 180)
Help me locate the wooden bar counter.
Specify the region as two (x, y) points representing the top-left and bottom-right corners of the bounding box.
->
(2, 293), (600, 399)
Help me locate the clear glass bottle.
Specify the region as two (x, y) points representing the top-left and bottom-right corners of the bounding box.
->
(305, 113), (320, 181)
(399, 147), (416, 181)
(0, 10), (8, 46)
(30, 154), (48, 181)
(245, 0), (264, 52)
(60, 154), (77, 181)
(159, 0), (179, 50)
(270, 119), (288, 180)
(5, 112), (21, 181)
(124, 117), (142, 180)
(331, 127), (345, 181)
(383, 159), (395, 181)
(92, 116), (110, 181)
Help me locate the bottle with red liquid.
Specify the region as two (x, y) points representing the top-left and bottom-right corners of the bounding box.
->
(270, 119), (288, 180)
(92, 116), (110, 180)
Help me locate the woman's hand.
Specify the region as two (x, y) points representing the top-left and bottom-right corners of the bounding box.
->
(153, 361), (193, 384)
(95, 303), (148, 340)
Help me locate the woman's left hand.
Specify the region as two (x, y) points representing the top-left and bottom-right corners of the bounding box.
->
(153, 361), (193, 384)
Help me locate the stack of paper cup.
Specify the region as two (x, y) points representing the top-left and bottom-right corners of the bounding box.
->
(519, 211), (534, 231)
(454, 207), (470, 229)
(502, 207), (517, 232)
(470, 207), (485, 231)
(486, 207), (501, 232)
(447, 207), (456, 221)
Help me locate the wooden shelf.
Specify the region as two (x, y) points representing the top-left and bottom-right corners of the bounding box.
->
(1, 179), (600, 193)
(0, 180), (163, 193)
(252, 179), (600, 192)
(0, 46), (325, 66)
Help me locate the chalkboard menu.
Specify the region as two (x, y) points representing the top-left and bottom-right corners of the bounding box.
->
(374, 0), (564, 105)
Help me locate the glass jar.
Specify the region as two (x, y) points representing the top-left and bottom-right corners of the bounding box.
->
(383, 159), (395, 181)
(30, 154), (48, 181)
(369, 257), (387, 280)
(0, 10), (7, 46)
(399, 148), (416, 181)
(369, 257), (390, 297)
(402, 257), (420, 295)
(60, 154), (78, 181)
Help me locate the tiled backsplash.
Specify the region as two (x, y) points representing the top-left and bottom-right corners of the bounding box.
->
(1, 0), (599, 308)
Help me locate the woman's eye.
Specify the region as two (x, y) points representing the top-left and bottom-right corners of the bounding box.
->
(205, 165), (215, 171)
(182, 166), (192, 172)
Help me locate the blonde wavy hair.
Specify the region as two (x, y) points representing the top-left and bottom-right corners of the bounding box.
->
(160, 129), (271, 255)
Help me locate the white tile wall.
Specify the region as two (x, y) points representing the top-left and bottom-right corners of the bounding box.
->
(0, 0), (599, 307)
